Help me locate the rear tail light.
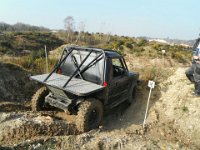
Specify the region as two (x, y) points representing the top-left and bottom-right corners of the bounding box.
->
(57, 68), (62, 74)
(103, 81), (108, 87)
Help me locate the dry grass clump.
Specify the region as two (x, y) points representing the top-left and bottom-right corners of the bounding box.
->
(127, 55), (175, 86)
(1, 55), (57, 74)
(138, 65), (174, 84)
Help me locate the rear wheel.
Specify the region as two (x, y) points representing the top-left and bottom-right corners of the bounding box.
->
(31, 87), (49, 111)
(76, 99), (103, 132)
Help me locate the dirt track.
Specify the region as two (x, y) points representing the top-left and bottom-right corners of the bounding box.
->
(0, 67), (200, 149)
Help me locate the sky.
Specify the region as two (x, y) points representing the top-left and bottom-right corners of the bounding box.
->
(0, 0), (199, 40)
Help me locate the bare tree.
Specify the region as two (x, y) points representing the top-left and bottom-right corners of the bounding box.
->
(106, 32), (111, 43)
(76, 21), (86, 43)
(64, 16), (75, 42)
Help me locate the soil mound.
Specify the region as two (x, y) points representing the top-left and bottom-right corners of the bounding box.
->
(0, 62), (37, 101)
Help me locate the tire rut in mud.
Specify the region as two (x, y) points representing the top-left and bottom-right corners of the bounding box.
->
(0, 111), (78, 146)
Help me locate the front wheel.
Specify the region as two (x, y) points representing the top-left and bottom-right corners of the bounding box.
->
(127, 86), (137, 104)
(76, 99), (103, 132)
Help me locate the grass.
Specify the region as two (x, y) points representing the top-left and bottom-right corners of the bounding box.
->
(1, 54), (57, 74)
(182, 106), (189, 112)
(128, 56), (175, 84)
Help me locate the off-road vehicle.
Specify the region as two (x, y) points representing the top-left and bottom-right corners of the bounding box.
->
(30, 46), (139, 132)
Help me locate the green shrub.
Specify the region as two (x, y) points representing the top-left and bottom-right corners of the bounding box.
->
(125, 42), (133, 49)
(182, 106), (189, 112)
(137, 38), (148, 47)
(151, 43), (160, 50)
(30, 49), (46, 60)
(0, 46), (7, 53)
(113, 40), (124, 49)
(171, 51), (190, 64)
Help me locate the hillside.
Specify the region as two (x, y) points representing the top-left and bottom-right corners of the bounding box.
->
(0, 32), (64, 55)
(0, 22), (50, 32)
(0, 29), (198, 149)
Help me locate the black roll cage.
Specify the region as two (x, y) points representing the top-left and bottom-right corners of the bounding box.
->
(43, 46), (106, 88)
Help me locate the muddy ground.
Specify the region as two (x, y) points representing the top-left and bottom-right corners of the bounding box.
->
(0, 62), (200, 149)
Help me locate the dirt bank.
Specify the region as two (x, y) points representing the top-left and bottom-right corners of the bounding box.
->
(0, 62), (38, 102)
(0, 67), (200, 149)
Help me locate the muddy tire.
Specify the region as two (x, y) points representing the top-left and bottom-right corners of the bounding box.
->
(76, 99), (103, 132)
(31, 87), (49, 111)
(127, 86), (137, 104)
